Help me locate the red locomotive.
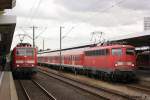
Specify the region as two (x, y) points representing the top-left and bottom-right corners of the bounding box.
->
(11, 43), (37, 77)
(38, 44), (136, 81)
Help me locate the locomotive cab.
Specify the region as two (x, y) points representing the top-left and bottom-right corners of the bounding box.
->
(112, 46), (136, 71)
(11, 43), (37, 77)
(15, 48), (36, 67)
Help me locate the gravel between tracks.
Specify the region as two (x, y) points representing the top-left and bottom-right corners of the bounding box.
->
(38, 70), (133, 100)
(14, 80), (27, 100)
(34, 72), (103, 100)
(20, 80), (53, 100)
(38, 66), (150, 100)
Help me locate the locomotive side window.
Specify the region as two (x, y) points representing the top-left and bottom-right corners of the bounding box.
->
(112, 48), (122, 56)
(126, 48), (134, 55)
(85, 49), (109, 56)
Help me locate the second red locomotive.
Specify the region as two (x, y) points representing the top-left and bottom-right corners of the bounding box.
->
(10, 43), (37, 77)
(38, 44), (136, 81)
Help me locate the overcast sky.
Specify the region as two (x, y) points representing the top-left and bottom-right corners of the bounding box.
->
(6, 0), (150, 50)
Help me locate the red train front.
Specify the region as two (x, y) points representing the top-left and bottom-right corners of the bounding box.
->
(84, 45), (135, 71)
(38, 44), (136, 81)
(83, 44), (136, 81)
(11, 43), (37, 77)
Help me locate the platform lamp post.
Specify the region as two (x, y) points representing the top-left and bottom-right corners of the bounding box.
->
(31, 26), (39, 48)
(60, 26), (64, 70)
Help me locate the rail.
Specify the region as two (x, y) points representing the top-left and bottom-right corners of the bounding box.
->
(19, 80), (56, 100)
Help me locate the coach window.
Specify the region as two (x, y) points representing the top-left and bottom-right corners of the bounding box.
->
(78, 56), (80, 60)
(92, 51), (95, 56)
(75, 56), (78, 61)
(70, 56), (71, 60)
(91, 51), (93, 56)
(88, 51), (91, 56)
(85, 51), (90, 56)
(112, 48), (122, 56)
(93, 51), (96, 56)
(89, 51), (91, 56)
(96, 50), (99, 55)
(126, 48), (135, 55)
(106, 49), (109, 55)
(102, 50), (104, 55)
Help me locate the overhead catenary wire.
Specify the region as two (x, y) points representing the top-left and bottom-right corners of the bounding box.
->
(17, 0), (127, 49)
(15, 33), (33, 44)
(86, 0), (127, 44)
(35, 27), (47, 39)
(62, 24), (80, 40)
(27, 0), (43, 26)
(62, 27), (74, 40)
(18, 0), (38, 26)
(14, 0), (42, 45)
(19, 27), (31, 35)
(16, 0), (43, 27)
(17, 0), (45, 45)
(58, 0), (127, 46)
(99, 0), (125, 12)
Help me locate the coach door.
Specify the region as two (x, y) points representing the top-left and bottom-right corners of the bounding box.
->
(103, 49), (110, 68)
(62, 56), (64, 64)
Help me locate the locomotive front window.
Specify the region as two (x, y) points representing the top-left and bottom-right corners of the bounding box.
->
(26, 48), (34, 56)
(16, 49), (26, 56)
(16, 48), (34, 56)
(126, 48), (134, 55)
(112, 48), (122, 56)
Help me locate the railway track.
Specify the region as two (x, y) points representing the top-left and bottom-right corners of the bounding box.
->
(126, 84), (150, 94)
(139, 79), (150, 87)
(125, 78), (150, 94)
(19, 79), (56, 100)
(38, 69), (135, 100)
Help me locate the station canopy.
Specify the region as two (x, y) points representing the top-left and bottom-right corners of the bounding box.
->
(0, 0), (16, 56)
(0, 15), (16, 56)
(39, 32), (150, 54)
(0, 0), (15, 10)
(109, 32), (150, 47)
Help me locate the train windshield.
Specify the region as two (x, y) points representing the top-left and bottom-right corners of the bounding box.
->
(126, 48), (135, 55)
(112, 48), (122, 56)
(16, 48), (34, 56)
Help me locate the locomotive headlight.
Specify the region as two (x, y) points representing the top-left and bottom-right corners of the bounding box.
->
(31, 64), (34, 66)
(131, 64), (134, 66)
(116, 61), (134, 66)
(17, 65), (20, 67)
(115, 63), (118, 66)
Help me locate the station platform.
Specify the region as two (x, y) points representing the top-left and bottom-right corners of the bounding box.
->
(0, 71), (18, 100)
